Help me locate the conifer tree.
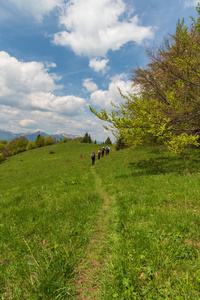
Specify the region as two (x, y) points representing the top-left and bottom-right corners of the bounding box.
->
(105, 136), (112, 145)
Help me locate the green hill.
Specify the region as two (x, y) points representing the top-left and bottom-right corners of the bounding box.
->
(1, 143), (200, 299)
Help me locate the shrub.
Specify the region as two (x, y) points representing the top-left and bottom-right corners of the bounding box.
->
(27, 141), (36, 150)
(7, 137), (28, 154)
(1, 150), (8, 159)
(49, 150), (55, 154)
(44, 136), (55, 146)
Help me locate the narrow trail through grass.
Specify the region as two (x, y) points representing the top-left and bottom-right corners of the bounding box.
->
(75, 165), (111, 299)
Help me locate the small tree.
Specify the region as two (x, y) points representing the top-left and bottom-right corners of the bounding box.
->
(44, 136), (55, 146)
(27, 141), (35, 150)
(88, 134), (92, 143)
(35, 134), (45, 148)
(105, 136), (112, 145)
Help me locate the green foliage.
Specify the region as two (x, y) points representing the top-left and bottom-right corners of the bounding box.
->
(61, 137), (72, 143)
(44, 136), (55, 146)
(6, 136), (28, 155)
(167, 133), (200, 153)
(81, 132), (92, 143)
(0, 143), (5, 152)
(35, 134), (45, 148)
(72, 137), (83, 143)
(26, 141), (36, 150)
(105, 136), (112, 145)
(115, 136), (128, 151)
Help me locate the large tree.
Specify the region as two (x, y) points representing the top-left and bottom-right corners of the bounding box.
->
(90, 5), (200, 152)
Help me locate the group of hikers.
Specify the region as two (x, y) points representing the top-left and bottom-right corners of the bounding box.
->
(91, 146), (110, 165)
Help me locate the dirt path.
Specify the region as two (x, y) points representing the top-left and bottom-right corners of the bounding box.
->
(74, 166), (111, 299)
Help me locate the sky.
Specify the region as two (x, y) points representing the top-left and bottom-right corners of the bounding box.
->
(0, 0), (198, 142)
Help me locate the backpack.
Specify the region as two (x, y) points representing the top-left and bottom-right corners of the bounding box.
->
(91, 153), (95, 158)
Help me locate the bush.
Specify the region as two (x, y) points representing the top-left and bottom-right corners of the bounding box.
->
(61, 138), (72, 143)
(44, 136), (55, 146)
(0, 143), (5, 152)
(27, 141), (36, 150)
(49, 150), (55, 154)
(7, 137), (28, 154)
(1, 150), (8, 159)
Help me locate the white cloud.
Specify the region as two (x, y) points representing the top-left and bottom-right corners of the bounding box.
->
(30, 110), (109, 139)
(184, 0), (198, 7)
(0, 51), (86, 117)
(0, 51), (60, 98)
(83, 78), (98, 92)
(7, 0), (63, 22)
(90, 73), (132, 110)
(89, 58), (109, 74)
(53, 0), (154, 57)
(0, 105), (20, 128)
(53, 95), (86, 115)
(19, 119), (38, 128)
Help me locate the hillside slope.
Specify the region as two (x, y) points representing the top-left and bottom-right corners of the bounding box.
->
(1, 144), (200, 299)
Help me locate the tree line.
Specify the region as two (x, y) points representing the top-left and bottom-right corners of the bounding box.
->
(0, 133), (112, 162)
(90, 5), (200, 153)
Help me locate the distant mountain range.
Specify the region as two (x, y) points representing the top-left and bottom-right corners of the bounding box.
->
(0, 129), (81, 142)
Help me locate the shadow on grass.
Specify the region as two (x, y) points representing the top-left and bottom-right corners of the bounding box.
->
(122, 149), (200, 177)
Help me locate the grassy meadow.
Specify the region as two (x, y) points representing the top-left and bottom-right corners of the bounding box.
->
(1, 143), (200, 299)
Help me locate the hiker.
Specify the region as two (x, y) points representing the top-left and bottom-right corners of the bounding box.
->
(101, 146), (105, 157)
(105, 146), (109, 155)
(91, 151), (97, 165)
(98, 148), (101, 160)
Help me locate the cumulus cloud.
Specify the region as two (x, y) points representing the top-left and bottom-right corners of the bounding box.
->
(0, 51), (60, 97)
(0, 51), (86, 116)
(83, 78), (98, 92)
(89, 58), (109, 73)
(90, 73), (132, 110)
(7, 0), (63, 22)
(53, 0), (154, 57)
(19, 119), (38, 128)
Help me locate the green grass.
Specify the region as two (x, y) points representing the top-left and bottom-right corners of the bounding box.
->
(0, 143), (104, 299)
(1, 143), (200, 299)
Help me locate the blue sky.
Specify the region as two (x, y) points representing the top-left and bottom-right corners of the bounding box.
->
(0, 0), (198, 142)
